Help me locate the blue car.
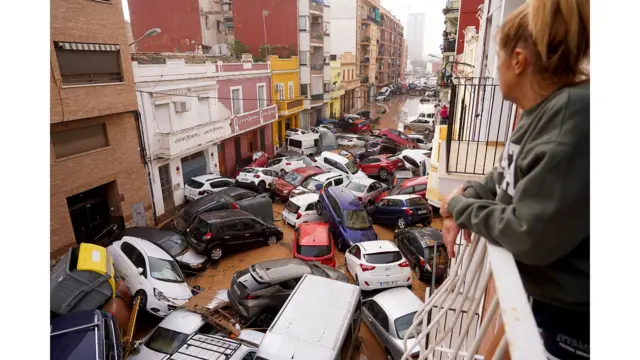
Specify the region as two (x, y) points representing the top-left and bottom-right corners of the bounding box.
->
(316, 186), (378, 251)
(367, 194), (433, 229)
(51, 309), (123, 360)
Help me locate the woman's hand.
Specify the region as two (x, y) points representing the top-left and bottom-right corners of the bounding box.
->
(440, 185), (465, 218)
(442, 217), (473, 258)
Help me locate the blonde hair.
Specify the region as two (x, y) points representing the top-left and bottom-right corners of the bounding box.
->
(498, 0), (590, 85)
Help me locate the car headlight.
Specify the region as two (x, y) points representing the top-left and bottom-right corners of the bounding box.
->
(154, 288), (170, 302)
(190, 262), (203, 269)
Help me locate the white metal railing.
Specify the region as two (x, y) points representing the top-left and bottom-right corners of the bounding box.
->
(400, 234), (546, 360)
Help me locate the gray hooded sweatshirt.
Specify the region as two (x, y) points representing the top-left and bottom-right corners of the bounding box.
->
(447, 81), (589, 311)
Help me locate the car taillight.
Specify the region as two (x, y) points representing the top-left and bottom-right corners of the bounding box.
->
(231, 203), (239, 210)
(360, 264), (376, 272)
(286, 162), (292, 165)
(198, 190), (206, 195)
(254, 174), (260, 178)
(357, 196), (363, 202)
(419, 258), (425, 267)
(202, 232), (212, 240)
(404, 208), (414, 215)
(399, 260), (410, 267)
(296, 212), (302, 219)
(245, 294), (259, 300)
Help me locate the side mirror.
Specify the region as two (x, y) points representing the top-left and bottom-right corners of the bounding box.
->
(137, 267), (144, 275)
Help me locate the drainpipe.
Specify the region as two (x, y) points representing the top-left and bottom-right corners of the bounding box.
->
(134, 106), (158, 226)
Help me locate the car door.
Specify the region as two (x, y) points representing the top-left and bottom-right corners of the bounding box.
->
(266, 158), (283, 172)
(209, 179), (232, 193)
(370, 199), (389, 223)
(219, 219), (248, 250)
(344, 244), (362, 277)
(385, 199), (404, 224)
(261, 169), (279, 186)
(363, 300), (391, 347)
(332, 175), (346, 188)
(333, 161), (350, 177)
(359, 157), (379, 175)
(239, 218), (266, 246)
(117, 241), (147, 293)
(406, 235), (424, 268)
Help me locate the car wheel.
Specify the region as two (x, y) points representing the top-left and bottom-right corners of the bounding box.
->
(316, 201), (323, 215)
(134, 290), (147, 311)
(256, 312), (276, 329)
(404, 125), (410, 131)
(378, 168), (389, 180)
(257, 181), (266, 193)
(266, 235), (277, 246)
(209, 246), (223, 261)
(336, 235), (348, 252)
(397, 217), (406, 229)
(280, 169), (286, 176)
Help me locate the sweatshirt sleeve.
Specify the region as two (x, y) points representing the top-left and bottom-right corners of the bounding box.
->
(461, 168), (498, 201)
(446, 142), (589, 266)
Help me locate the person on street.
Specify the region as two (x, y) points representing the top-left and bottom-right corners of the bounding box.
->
(439, 0), (590, 359)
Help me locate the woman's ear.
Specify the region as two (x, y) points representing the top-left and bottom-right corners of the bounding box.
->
(512, 49), (527, 76)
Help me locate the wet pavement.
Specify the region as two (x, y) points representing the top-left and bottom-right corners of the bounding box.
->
(134, 95), (442, 360)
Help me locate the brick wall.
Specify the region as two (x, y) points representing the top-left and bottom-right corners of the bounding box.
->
(50, 113), (153, 259)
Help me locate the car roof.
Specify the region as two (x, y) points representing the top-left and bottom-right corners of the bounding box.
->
(326, 187), (362, 210)
(250, 258), (312, 283)
(402, 176), (429, 187)
(157, 309), (204, 333)
(120, 227), (179, 243)
(298, 222), (331, 246)
(359, 240), (398, 254)
(290, 192), (320, 205)
(407, 227), (444, 245)
(320, 151), (349, 164)
(198, 209), (253, 222)
(121, 236), (173, 260)
(289, 133), (320, 140)
(313, 171), (344, 181)
(51, 309), (105, 334)
(190, 174), (222, 182)
(348, 177), (377, 186)
(294, 166), (325, 176)
(384, 194), (421, 201)
(372, 287), (423, 320)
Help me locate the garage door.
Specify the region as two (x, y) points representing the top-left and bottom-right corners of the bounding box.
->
(180, 151), (207, 184)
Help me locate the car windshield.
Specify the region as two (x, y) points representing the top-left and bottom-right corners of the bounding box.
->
(284, 172), (305, 186)
(148, 257), (185, 283)
(284, 200), (301, 214)
(343, 210), (372, 230)
(301, 177), (324, 190)
(395, 311), (421, 339)
(345, 181), (367, 193)
(364, 251), (403, 264)
(144, 326), (190, 354)
(157, 234), (189, 257)
(344, 159), (359, 174)
(406, 197), (428, 207)
(296, 243), (332, 257)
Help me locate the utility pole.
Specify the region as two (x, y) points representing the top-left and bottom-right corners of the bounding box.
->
(262, 10), (269, 56)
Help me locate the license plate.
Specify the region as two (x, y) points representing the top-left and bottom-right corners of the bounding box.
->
(380, 281), (398, 287)
(418, 210), (427, 214)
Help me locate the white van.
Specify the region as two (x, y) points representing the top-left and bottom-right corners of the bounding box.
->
(255, 274), (362, 360)
(376, 87), (391, 101)
(287, 133), (321, 156)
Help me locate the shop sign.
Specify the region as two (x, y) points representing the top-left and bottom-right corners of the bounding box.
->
(230, 105), (278, 134)
(155, 120), (229, 158)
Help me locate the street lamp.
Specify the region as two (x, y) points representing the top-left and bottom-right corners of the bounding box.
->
(262, 10), (269, 56)
(129, 28), (162, 47)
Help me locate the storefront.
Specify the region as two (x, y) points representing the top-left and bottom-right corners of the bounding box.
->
(272, 113), (300, 151)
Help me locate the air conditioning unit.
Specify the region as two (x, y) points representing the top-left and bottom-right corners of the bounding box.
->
(173, 100), (191, 113)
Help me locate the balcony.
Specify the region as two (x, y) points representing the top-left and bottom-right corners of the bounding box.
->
(310, 63), (323, 75)
(310, 93), (324, 106)
(442, 39), (456, 54)
(360, 76), (370, 84)
(276, 97), (305, 116)
(444, 0), (461, 17)
(360, 36), (371, 44)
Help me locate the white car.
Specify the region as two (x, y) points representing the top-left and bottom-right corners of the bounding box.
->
(184, 175), (235, 201)
(403, 117), (435, 132)
(285, 128), (308, 138)
(344, 178), (388, 207)
(311, 124), (335, 133)
(407, 134), (433, 151)
(344, 240), (412, 291)
(234, 167), (280, 193)
(282, 193), (325, 228)
(266, 156), (313, 176)
(336, 134), (367, 148)
(315, 151), (368, 180)
(108, 236), (193, 317)
(398, 149), (431, 175)
(290, 171), (348, 198)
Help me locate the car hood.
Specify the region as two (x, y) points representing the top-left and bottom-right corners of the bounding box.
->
(351, 170), (368, 179)
(317, 264), (350, 283)
(127, 346), (166, 360)
(274, 178), (295, 192)
(343, 228), (378, 243)
(175, 247), (208, 266)
(150, 280), (193, 302)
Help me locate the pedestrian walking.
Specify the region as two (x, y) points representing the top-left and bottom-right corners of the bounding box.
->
(439, 0), (590, 359)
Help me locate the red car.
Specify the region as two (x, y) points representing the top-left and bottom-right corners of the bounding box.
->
(357, 154), (405, 180)
(375, 176), (429, 203)
(339, 115), (372, 134)
(293, 222), (336, 268)
(378, 128), (419, 149)
(231, 151), (270, 178)
(270, 166), (325, 202)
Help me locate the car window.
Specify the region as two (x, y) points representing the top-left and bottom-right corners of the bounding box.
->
(194, 218), (210, 233)
(186, 179), (205, 189)
(267, 159), (281, 167)
(222, 220), (244, 232)
(263, 170), (278, 178)
(346, 181), (367, 193)
(399, 132), (409, 140)
(241, 218), (263, 231)
(387, 199), (403, 207)
(323, 157), (335, 168)
(333, 176), (345, 186)
(406, 197), (428, 207)
(209, 180), (225, 189)
(144, 326), (190, 355)
(362, 157), (379, 164)
(409, 236), (424, 254)
(121, 242), (147, 277)
(335, 163), (349, 174)
(347, 244), (361, 259)
(120, 241), (138, 261)
(148, 257), (185, 283)
(279, 277), (301, 291)
(103, 319), (119, 360)
(304, 202), (317, 211)
(378, 199), (389, 207)
(399, 186), (415, 195)
(381, 145), (396, 154)
(242, 352), (256, 360)
(367, 300), (389, 332)
(413, 184), (427, 192)
(232, 191), (255, 201)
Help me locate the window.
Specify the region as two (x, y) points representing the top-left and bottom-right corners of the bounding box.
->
(260, 127), (266, 150)
(148, 257), (185, 283)
(305, 202), (317, 211)
(347, 244), (361, 259)
(299, 51), (309, 66)
(371, 300), (390, 332)
(222, 220), (245, 232)
(300, 84), (309, 97)
(257, 83), (267, 109)
(299, 16), (308, 31)
(333, 176), (345, 186)
(288, 82), (295, 99)
(120, 242), (146, 277)
(234, 137), (242, 162)
(51, 123), (109, 159)
(231, 87), (242, 115)
(54, 42), (123, 85)
(276, 83), (285, 101)
(279, 278), (301, 291)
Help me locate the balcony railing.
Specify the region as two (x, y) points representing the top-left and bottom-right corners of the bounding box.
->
(401, 233), (546, 360)
(442, 39), (456, 53)
(310, 64), (323, 74)
(61, 72), (123, 86)
(310, 30), (324, 40)
(445, 79), (516, 175)
(360, 76), (369, 84)
(276, 97), (305, 115)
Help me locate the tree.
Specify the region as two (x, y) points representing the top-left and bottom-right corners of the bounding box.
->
(229, 40), (249, 60)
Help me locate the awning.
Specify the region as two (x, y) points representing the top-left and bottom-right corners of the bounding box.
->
(56, 42), (120, 51)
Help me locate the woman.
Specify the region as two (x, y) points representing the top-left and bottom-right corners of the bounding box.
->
(439, 0), (590, 359)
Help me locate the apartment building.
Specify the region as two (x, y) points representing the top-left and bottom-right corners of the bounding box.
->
(270, 55), (304, 150)
(127, 0), (234, 54)
(357, 0), (381, 100)
(406, 13), (425, 62)
(233, 0), (331, 129)
(376, 7), (404, 89)
(50, 0), (153, 258)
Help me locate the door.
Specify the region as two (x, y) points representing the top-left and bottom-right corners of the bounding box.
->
(219, 219), (253, 250)
(345, 244), (361, 277)
(217, 144), (227, 177)
(158, 164), (176, 214)
(407, 235), (424, 268)
(118, 241), (147, 293)
(181, 152), (207, 184)
(363, 300), (390, 344)
(239, 218), (266, 247)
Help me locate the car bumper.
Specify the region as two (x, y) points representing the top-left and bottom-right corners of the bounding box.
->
(179, 260), (210, 274)
(409, 213), (433, 225)
(271, 188), (291, 202)
(186, 236), (209, 254)
(228, 289), (264, 321)
(282, 212), (300, 228)
(147, 297), (189, 317)
(356, 271), (412, 291)
(235, 180), (258, 189)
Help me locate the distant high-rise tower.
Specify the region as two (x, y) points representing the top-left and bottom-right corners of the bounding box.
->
(407, 13), (425, 61)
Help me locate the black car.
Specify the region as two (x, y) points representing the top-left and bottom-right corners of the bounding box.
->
(51, 310), (123, 360)
(394, 227), (449, 284)
(228, 258), (349, 325)
(116, 227), (209, 274)
(186, 209), (283, 260)
(358, 142), (402, 162)
(173, 186), (264, 233)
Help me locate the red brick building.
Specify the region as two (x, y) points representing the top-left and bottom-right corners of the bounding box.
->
(50, 0), (153, 258)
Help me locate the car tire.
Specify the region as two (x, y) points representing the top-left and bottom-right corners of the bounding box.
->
(266, 235), (277, 246)
(336, 235), (348, 252)
(134, 290), (147, 311)
(378, 168), (389, 180)
(256, 312), (276, 329)
(397, 217), (407, 229)
(280, 169), (286, 176)
(316, 201), (323, 216)
(209, 246), (223, 261)
(256, 181), (266, 193)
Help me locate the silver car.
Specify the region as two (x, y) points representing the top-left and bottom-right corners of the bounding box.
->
(344, 178), (388, 207)
(362, 287), (423, 360)
(403, 116), (434, 132)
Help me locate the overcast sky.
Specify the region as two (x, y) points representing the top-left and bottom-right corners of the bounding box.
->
(122, 0), (445, 58)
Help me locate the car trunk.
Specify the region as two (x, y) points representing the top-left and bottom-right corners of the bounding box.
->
(363, 251), (405, 277)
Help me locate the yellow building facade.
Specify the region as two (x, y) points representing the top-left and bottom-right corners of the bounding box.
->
(328, 56), (345, 118)
(269, 55), (304, 150)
